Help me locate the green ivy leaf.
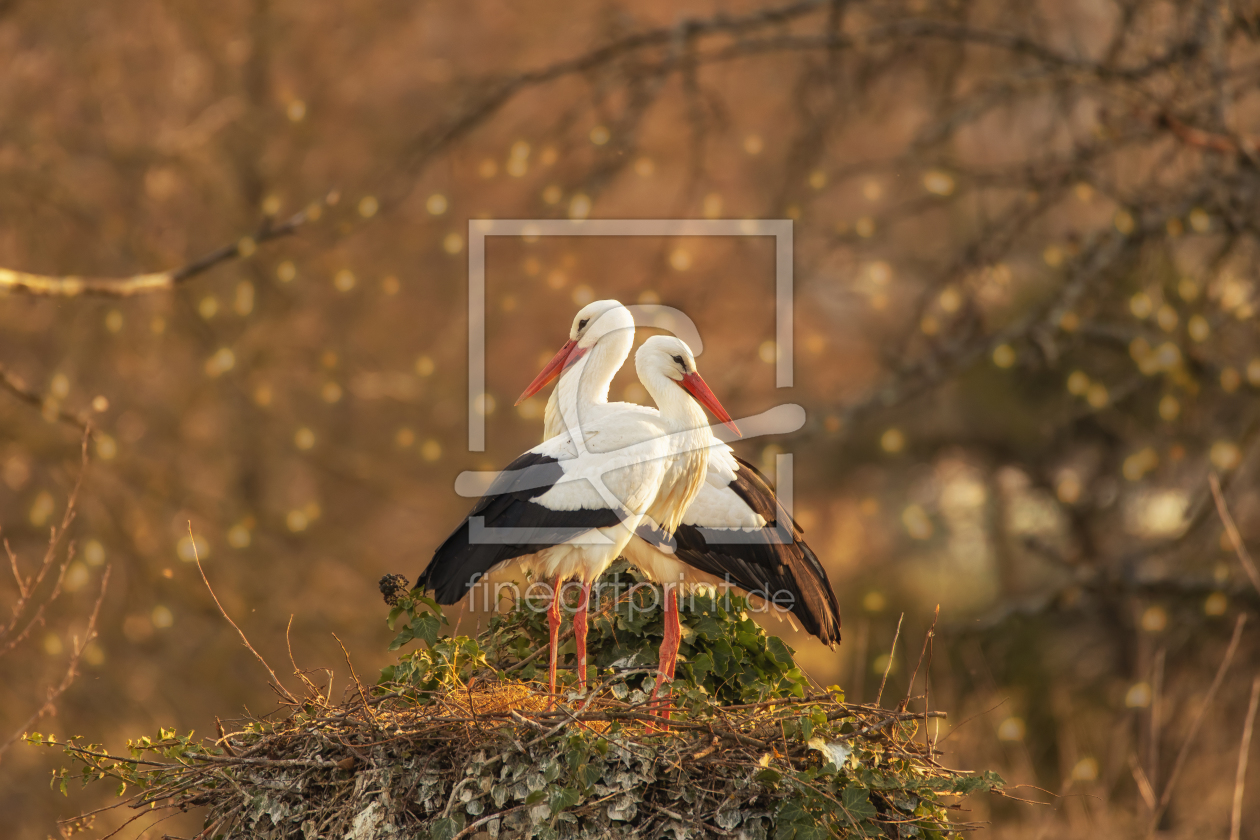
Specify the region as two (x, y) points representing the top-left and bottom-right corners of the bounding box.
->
(983, 770), (1007, 789)
(573, 763), (601, 790)
(840, 785), (878, 823)
(755, 767), (783, 785)
(412, 612), (442, 648)
(773, 797), (828, 840)
(388, 625), (414, 651)
(765, 636), (795, 666)
(690, 614), (724, 639)
(548, 785), (581, 815)
(428, 816), (459, 840)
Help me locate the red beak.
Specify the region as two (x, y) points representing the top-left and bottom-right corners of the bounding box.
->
(516, 339), (589, 405)
(679, 372), (741, 437)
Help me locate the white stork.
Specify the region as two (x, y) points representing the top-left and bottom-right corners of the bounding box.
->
(517, 300), (842, 717)
(417, 333), (738, 704)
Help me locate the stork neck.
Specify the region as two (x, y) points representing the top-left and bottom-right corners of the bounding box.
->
(546, 328), (632, 437)
(640, 370), (710, 436)
(639, 366), (714, 535)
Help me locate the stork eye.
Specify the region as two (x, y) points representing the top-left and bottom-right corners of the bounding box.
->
(578, 318), (589, 330)
(671, 354), (684, 366)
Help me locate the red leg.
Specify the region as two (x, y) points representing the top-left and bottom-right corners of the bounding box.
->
(573, 581), (592, 693)
(648, 585), (681, 727)
(547, 576), (563, 702)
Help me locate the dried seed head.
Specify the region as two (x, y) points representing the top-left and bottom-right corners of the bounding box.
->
(379, 574), (410, 606)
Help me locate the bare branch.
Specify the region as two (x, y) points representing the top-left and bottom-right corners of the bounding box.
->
(0, 206), (309, 298)
(0, 364), (91, 430)
(0, 565), (111, 759)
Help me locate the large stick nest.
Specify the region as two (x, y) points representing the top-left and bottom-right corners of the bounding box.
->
(37, 566), (1002, 839)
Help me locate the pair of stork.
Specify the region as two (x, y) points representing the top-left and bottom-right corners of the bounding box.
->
(415, 300), (841, 718)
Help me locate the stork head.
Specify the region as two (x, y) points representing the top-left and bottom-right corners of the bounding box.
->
(570, 299), (634, 347)
(635, 336), (741, 437)
(516, 300), (633, 404)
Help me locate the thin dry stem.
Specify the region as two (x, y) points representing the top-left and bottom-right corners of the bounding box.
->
(187, 522), (297, 705)
(1210, 473), (1260, 597)
(1, 430), (91, 654)
(902, 607), (942, 760)
(875, 613), (904, 708)
(0, 428), (102, 762)
(1231, 674), (1260, 840)
(285, 615), (330, 702)
(1148, 646), (1166, 797)
(0, 565), (111, 759)
(1129, 754), (1158, 811)
(0, 363), (91, 429)
(1146, 613), (1247, 837)
(332, 632), (376, 727)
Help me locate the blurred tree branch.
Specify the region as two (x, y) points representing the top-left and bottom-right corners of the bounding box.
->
(0, 206), (310, 298)
(0, 364), (91, 430)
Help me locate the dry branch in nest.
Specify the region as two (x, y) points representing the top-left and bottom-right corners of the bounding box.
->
(34, 564), (1002, 839)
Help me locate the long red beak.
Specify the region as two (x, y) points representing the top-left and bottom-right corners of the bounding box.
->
(679, 372), (741, 437)
(516, 339), (588, 404)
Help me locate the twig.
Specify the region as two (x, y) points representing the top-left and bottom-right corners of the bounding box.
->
(1128, 754), (1158, 811)
(503, 625), (576, 672)
(902, 605), (940, 757)
(450, 803), (531, 840)
(332, 632), (376, 726)
(934, 698), (1008, 746)
(875, 613), (904, 707)
(921, 606), (941, 752)
(0, 363), (91, 429)
(1148, 646), (1166, 797)
(1146, 614), (1247, 837)
(187, 522), (297, 705)
(285, 615), (329, 701)
(0, 564), (111, 759)
(1, 428), (92, 653)
(0, 428), (103, 760)
(1210, 473), (1260, 597)
(1231, 674), (1260, 840)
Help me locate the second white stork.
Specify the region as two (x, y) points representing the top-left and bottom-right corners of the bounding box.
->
(517, 300), (842, 715)
(416, 334), (738, 703)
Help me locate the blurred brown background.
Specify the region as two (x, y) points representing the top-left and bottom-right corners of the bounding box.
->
(3, 0), (1260, 836)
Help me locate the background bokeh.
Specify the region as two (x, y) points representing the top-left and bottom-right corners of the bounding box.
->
(3, 0), (1260, 836)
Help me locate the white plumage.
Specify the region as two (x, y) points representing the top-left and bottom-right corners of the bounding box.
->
(520, 300), (842, 647)
(419, 330), (736, 704)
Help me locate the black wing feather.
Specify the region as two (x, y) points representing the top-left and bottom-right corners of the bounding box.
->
(416, 451), (623, 604)
(674, 455), (842, 645)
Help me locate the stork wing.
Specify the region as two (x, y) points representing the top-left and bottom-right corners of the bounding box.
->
(417, 450), (624, 604)
(674, 456), (842, 646)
